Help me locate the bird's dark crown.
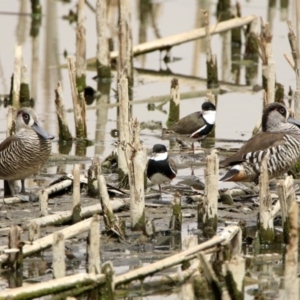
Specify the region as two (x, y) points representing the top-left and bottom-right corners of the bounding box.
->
(262, 103), (287, 131)
(202, 101), (216, 111)
(152, 144), (167, 153)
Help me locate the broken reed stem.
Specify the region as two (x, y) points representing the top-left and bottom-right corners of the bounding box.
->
(117, 0), (133, 91)
(203, 10), (219, 89)
(54, 81), (72, 141)
(12, 44), (22, 108)
(7, 225), (23, 268)
(277, 176), (296, 244)
(87, 156), (102, 197)
(258, 156), (274, 243)
(28, 221), (40, 242)
(100, 261), (115, 298)
(67, 56), (87, 139)
(39, 189), (48, 217)
(200, 149), (219, 238)
(118, 76), (130, 188)
(96, 0), (111, 78)
(72, 164), (82, 223)
(128, 118), (147, 231)
(284, 201), (299, 300)
(53, 232), (65, 279)
(169, 191), (182, 231)
(97, 174), (114, 229)
(76, 0), (86, 93)
(167, 78), (180, 128)
(20, 64), (30, 104)
(88, 214), (101, 274)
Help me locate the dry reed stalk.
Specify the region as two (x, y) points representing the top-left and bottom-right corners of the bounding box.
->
(101, 261), (115, 298)
(0, 272), (106, 300)
(118, 76), (130, 188)
(54, 81), (72, 141)
(53, 232), (66, 279)
(87, 15), (257, 64)
(87, 214), (101, 274)
(28, 221), (40, 242)
(277, 176), (297, 244)
(67, 56), (87, 139)
(115, 225), (240, 287)
(127, 118), (147, 231)
(200, 149), (219, 237)
(12, 45), (22, 108)
(167, 78), (180, 127)
(169, 191), (182, 231)
(7, 225), (22, 268)
(20, 64), (30, 104)
(76, 0), (86, 93)
(39, 189), (49, 217)
(258, 156), (280, 243)
(96, 0), (111, 78)
(284, 201), (299, 300)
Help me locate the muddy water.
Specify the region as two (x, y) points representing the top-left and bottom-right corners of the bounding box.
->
(0, 0), (296, 298)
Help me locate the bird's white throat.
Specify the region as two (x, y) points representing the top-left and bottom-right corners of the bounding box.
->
(203, 110), (216, 125)
(151, 152), (168, 161)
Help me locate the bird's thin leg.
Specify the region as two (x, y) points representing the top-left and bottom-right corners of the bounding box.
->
(20, 180), (26, 194)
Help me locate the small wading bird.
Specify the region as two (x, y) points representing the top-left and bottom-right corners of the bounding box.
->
(147, 144), (177, 193)
(163, 101), (216, 150)
(219, 102), (300, 183)
(0, 108), (54, 200)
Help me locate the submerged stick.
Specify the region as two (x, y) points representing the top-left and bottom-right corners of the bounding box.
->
(54, 81), (73, 141)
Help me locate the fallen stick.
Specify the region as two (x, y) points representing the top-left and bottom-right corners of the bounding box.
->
(0, 218), (93, 266)
(87, 15), (257, 64)
(115, 225), (240, 286)
(25, 199), (129, 228)
(0, 272), (105, 300)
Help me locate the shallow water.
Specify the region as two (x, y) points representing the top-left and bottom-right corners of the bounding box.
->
(0, 0), (297, 299)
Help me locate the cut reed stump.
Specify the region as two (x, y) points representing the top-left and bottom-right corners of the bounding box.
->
(53, 232), (66, 279)
(76, 0), (86, 93)
(67, 56), (87, 140)
(283, 201), (298, 300)
(87, 214), (101, 274)
(39, 189), (48, 217)
(6, 225), (23, 269)
(20, 65), (30, 105)
(203, 11), (219, 89)
(127, 118), (147, 231)
(72, 164), (82, 223)
(118, 76), (130, 189)
(198, 149), (219, 238)
(54, 81), (72, 141)
(169, 191), (182, 231)
(166, 78), (180, 128)
(96, 0), (111, 79)
(117, 0), (133, 96)
(277, 176), (296, 244)
(257, 156), (280, 243)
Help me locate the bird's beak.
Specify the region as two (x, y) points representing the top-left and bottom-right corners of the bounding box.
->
(32, 121), (55, 140)
(287, 116), (300, 128)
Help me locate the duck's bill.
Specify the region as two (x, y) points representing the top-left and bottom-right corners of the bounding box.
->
(32, 122), (55, 140)
(287, 117), (300, 127)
